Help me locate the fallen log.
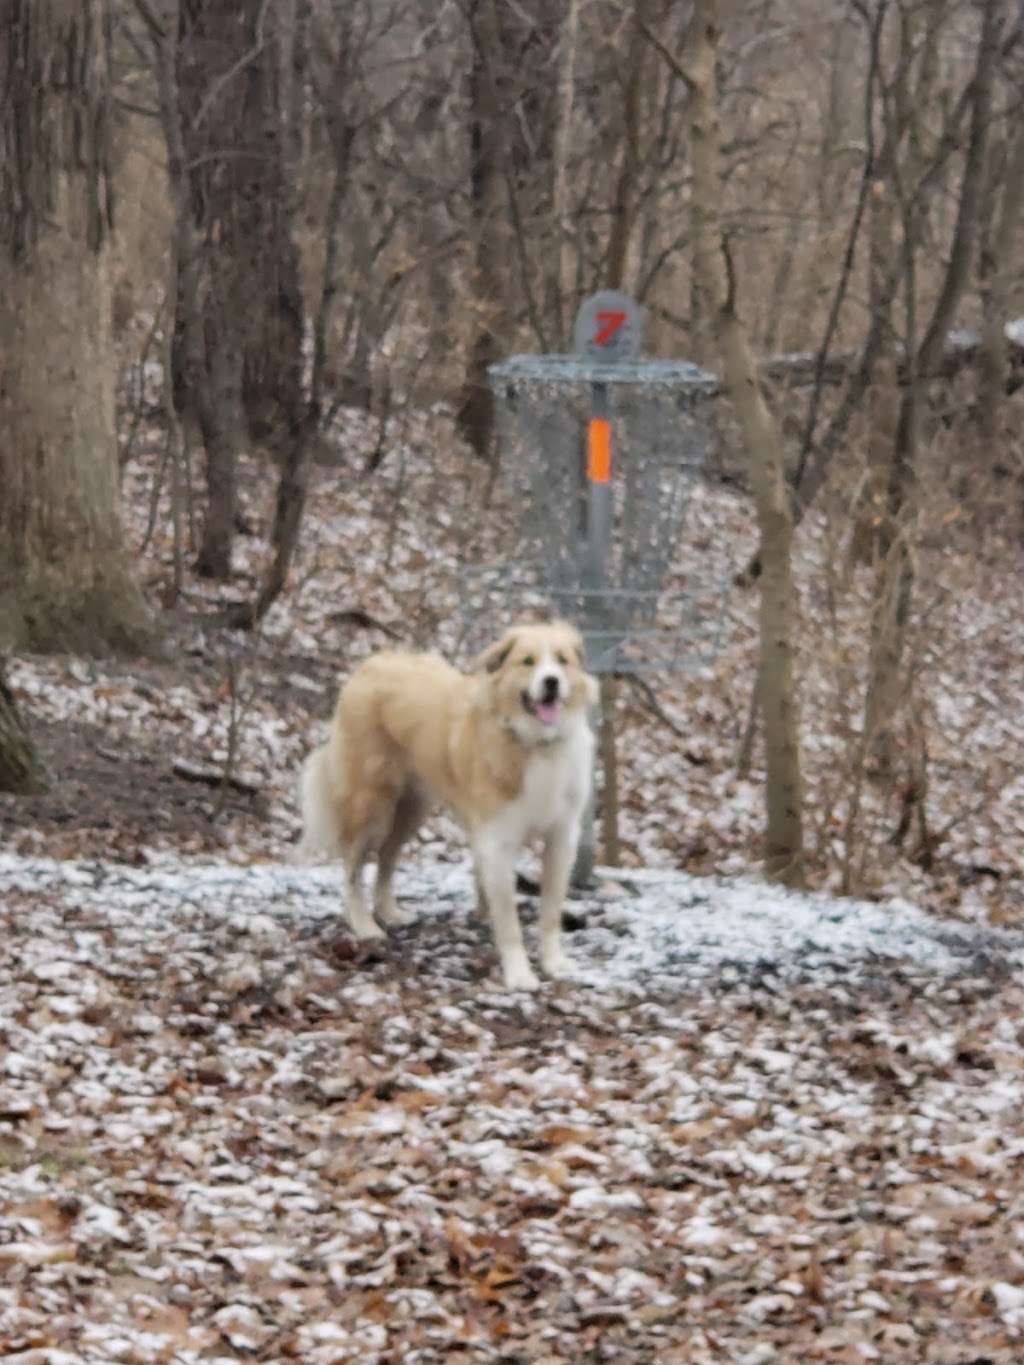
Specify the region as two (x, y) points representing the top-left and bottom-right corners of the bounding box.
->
(758, 318), (1024, 388)
(171, 758), (261, 796)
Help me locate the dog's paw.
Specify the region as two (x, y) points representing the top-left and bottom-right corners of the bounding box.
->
(502, 958), (541, 992)
(376, 900), (414, 928)
(348, 916), (386, 941)
(542, 950), (573, 980)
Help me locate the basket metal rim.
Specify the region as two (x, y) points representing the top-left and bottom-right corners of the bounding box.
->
(489, 354), (719, 391)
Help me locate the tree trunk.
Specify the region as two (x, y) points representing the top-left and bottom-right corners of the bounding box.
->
(550, 0), (581, 342)
(175, 0), (251, 579)
(223, 4), (324, 629)
(193, 332), (243, 579)
(604, 1), (646, 292)
(456, 0), (507, 462)
(164, 0), (273, 579)
(683, 0), (805, 887)
(225, 414), (315, 629)
(0, 0), (150, 654)
(598, 677), (621, 868)
(978, 122), (1024, 449)
(0, 665), (46, 795)
(156, 0), (306, 582)
(236, 0), (306, 450)
(147, 0), (233, 583)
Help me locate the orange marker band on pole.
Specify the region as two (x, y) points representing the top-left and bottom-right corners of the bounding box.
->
(587, 417), (612, 483)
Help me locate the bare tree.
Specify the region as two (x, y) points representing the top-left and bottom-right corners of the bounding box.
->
(134, 0), (308, 581)
(238, 0), (307, 451)
(864, 0), (1002, 783)
(737, 0), (1011, 569)
(550, 0), (582, 341)
(455, 0), (517, 461)
(977, 47), (1024, 450)
(171, 0), (250, 578)
(648, 0), (805, 887)
(0, 0), (150, 653)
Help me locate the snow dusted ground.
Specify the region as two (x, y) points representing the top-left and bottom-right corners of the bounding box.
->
(3, 403), (1024, 1358)
(3, 851), (1024, 1361)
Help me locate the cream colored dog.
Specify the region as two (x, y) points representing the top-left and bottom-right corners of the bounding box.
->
(299, 621), (597, 990)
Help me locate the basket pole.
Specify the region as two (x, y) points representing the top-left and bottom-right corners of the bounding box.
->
(573, 379), (616, 886)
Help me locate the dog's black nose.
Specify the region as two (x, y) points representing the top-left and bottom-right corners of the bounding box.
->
(540, 674), (560, 702)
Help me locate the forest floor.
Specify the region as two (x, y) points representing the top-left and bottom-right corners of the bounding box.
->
(2, 398), (1024, 1361)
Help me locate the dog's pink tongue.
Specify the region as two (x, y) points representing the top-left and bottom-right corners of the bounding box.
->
(536, 700), (562, 725)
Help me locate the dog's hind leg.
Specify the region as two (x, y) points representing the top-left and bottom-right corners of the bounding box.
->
(340, 830), (387, 940)
(374, 783), (428, 927)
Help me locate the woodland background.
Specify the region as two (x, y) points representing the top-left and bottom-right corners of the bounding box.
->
(2, 0), (1023, 911)
(4, 4), (1024, 1362)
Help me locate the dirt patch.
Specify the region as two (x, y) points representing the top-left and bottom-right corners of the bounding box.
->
(0, 713), (268, 861)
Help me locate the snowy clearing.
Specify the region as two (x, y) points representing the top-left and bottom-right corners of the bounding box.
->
(3, 852), (1024, 1361)
(2, 854), (1023, 996)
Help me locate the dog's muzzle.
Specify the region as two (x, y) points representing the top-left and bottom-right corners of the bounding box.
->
(523, 673), (564, 726)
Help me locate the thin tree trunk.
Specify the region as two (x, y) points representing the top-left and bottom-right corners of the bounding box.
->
(225, 414), (315, 628)
(194, 337), (242, 579)
(550, 0), (581, 341)
(604, 0), (646, 291)
(978, 122), (1024, 447)
(164, 0), (286, 580)
(599, 677), (621, 867)
(682, 0), (805, 886)
(591, 1), (647, 869)
(238, 0), (305, 448)
(456, 0), (506, 462)
(224, 80), (343, 631)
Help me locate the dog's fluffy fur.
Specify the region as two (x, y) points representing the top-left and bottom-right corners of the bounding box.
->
(299, 621), (597, 990)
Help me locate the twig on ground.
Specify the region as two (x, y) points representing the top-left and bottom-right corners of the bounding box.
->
(172, 758), (260, 796)
(622, 673), (689, 744)
(327, 608), (403, 640)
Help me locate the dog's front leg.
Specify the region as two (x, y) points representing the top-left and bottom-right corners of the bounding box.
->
(539, 823), (578, 979)
(472, 834), (539, 992)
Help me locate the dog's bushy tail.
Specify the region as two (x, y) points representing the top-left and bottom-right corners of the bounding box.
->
(296, 743), (342, 860)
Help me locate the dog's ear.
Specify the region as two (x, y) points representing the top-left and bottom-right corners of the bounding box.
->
(557, 623), (597, 703)
(555, 621), (586, 668)
(474, 629), (518, 675)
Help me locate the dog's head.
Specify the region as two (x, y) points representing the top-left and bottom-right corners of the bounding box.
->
(474, 620), (598, 744)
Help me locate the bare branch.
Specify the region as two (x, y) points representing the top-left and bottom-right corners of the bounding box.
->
(189, 0), (273, 134)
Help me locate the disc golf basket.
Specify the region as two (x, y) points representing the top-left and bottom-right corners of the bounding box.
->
(457, 290), (726, 674)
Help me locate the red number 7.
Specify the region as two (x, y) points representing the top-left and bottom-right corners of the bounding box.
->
(593, 310), (627, 346)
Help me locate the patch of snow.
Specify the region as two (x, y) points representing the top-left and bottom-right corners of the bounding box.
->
(4, 853), (1023, 996)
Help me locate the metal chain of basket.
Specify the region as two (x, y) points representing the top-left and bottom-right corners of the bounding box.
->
(459, 291), (725, 674)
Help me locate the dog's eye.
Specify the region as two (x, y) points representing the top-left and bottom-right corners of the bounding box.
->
(522, 655), (535, 667)
(556, 651), (567, 664)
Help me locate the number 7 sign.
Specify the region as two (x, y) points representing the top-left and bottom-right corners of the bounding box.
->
(572, 290), (643, 363)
